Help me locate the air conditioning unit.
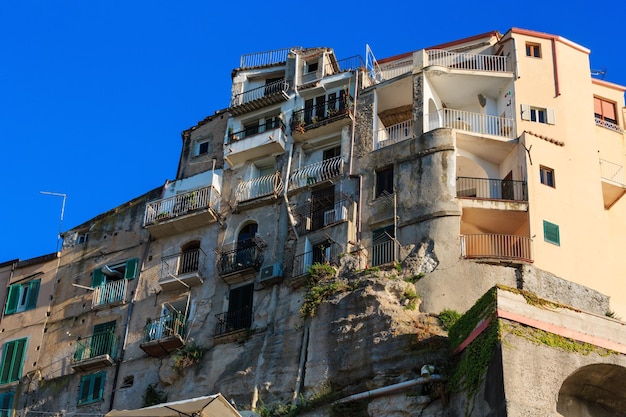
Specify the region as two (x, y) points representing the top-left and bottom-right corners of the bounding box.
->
(258, 263), (283, 287)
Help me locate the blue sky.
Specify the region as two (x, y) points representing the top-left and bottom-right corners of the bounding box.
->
(2, 1), (625, 262)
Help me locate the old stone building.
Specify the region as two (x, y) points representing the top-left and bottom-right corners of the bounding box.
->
(1, 28), (626, 416)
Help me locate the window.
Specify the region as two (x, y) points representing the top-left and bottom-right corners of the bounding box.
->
(5, 280), (40, 315)
(594, 97), (617, 125)
(525, 42), (541, 58)
(307, 62), (318, 73)
(372, 226), (395, 266)
(91, 259), (138, 288)
(197, 140), (210, 156)
(375, 166), (394, 198)
(0, 391), (13, 417)
(540, 166), (555, 187)
(531, 108), (546, 123)
(543, 221), (560, 246)
(0, 339), (26, 385)
(78, 372), (105, 405)
(520, 104), (555, 125)
(77, 233), (88, 244)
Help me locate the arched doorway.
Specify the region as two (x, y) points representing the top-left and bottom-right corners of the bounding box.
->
(236, 223), (258, 268)
(178, 240), (201, 274)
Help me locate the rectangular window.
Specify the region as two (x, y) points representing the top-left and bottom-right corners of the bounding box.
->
(540, 166), (555, 187)
(375, 166), (394, 198)
(0, 391), (14, 417)
(530, 108), (546, 123)
(594, 97), (617, 125)
(78, 372), (106, 405)
(0, 339), (27, 385)
(543, 221), (560, 246)
(5, 280), (40, 315)
(197, 141), (209, 155)
(91, 259), (138, 288)
(525, 42), (541, 58)
(521, 104), (555, 125)
(307, 62), (318, 73)
(77, 233), (88, 244)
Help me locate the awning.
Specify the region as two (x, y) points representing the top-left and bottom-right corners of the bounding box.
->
(105, 394), (241, 417)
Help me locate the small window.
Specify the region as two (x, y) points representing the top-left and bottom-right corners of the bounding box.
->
(78, 372), (106, 405)
(521, 104), (555, 125)
(5, 280), (40, 315)
(594, 97), (618, 125)
(0, 391), (14, 417)
(120, 375), (134, 389)
(543, 221), (560, 246)
(375, 166), (394, 198)
(525, 42), (541, 58)
(197, 140), (210, 155)
(540, 166), (555, 187)
(530, 108), (546, 123)
(307, 62), (318, 73)
(0, 339), (27, 385)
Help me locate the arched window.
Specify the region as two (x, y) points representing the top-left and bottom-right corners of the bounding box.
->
(236, 223), (258, 267)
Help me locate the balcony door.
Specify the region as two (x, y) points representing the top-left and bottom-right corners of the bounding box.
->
(178, 241), (200, 275)
(311, 186), (335, 231)
(236, 223), (258, 268)
(91, 321), (115, 358)
(227, 283), (253, 331)
(501, 171), (513, 200)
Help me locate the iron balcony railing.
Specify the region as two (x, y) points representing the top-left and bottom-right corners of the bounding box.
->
(217, 241), (264, 276)
(239, 47), (294, 69)
(144, 185), (220, 226)
(461, 234), (532, 262)
(599, 159), (625, 185)
(92, 279), (128, 308)
(292, 242), (342, 279)
(294, 196), (350, 235)
(231, 79), (290, 108)
(235, 172), (284, 203)
(161, 248), (206, 279)
(426, 49), (510, 73)
(289, 156), (344, 191)
(595, 117), (623, 133)
(369, 234), (400, 267)
(375, 119), (414, 150)
(227, 119), (285, 144)
(73, 331), (118, 362)
(291, 95), (351, 132)
(144, 312), (187, 343)
(456, 177), (528, 202)
(378, 58), (413, 81)
(428, 108), (516, 139)
(214, 307), (253, 337)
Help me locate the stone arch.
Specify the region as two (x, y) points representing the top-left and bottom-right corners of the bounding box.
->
(557, 363), (626, 416)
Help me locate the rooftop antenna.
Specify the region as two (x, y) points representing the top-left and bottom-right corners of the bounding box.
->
(40, 191), (67, 252)
(591, 67), (607, 79)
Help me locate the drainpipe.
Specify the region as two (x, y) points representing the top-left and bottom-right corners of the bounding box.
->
(551, 38), (560, 97)
(334, 374), (443, 405)
(292, 324), (309, 403)
(348, 70), (359, 176)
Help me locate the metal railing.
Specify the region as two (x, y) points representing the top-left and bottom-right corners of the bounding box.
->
(375, 119), (414, 149)
(143, 312), (187, 342)
(217, 241), (264, 276)
(291, 95), (351, 131)
(595, 117), (623, 133)
(235, 172), (284, 203)
(369, 236), (399, 267)
(144, 185), (220, 226)
(161, 248), (206, 280)
(289, 156), (344, 191)
(427, 108), (516, 139)
(292, 242), (342, 278)
(93, 279), (128, 308)
(73, 331), (118, 362)
(379, 58), (413, 81)
(294, 196), (350, 235)
(461, 234), (532, 262)
(214, 307), (253, 336)
(599, 159), (625, 185)
(232, 79), (289, 107)
(227, 119), (285, 144)
(427, 50), (510, 73)
(239, 47), (294, 68)
(456, 177), (528, 202)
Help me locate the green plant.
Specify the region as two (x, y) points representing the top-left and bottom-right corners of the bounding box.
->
(606, 310), (621, 320)
(307, 263), (336, 283)
(142, 384), (167, 407)
(300, 280), (348, 317)
(394, 262), (402, 272)
(403, 288), (420, 310)
(172, 343), (206, 371)
(438, 308), (462, 331)
(405, 272), (425, 283)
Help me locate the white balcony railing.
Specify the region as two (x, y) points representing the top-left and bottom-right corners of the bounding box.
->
(289, 156), (344, 191)
(378, 59), (413, 81)
(144, 185), (219, 226)
(595, 117), (623, 133)
(235, 172), (284, 203)
(427, 50), (510, 73)
(427, 108), (516, 139)
(599, 159), (625, 185)
(461, 234), (532, 262)
(93, 279), (128, 308)
(375, 119), (414, 150)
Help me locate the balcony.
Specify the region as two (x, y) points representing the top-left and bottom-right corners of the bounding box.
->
(289, 156), (344, 192)
(92, 279), (129, 309)
(377, 58), (413, 82)
(426, 50), (510, 73)
(140, 312), (187, 357)
(291, 95), (352, 141)
(71, 332), (118, 371)
(595, 117), (623, 133)
(144, 185), (220, 238)
(230, 79), (290, 116)
(294, 195), (351, 235)
(225, 121), (287, 166)
(369, 236), (399, 267)
(375, 119), (414, 150)
(217, 241), (264, 285)
(299, 55), (364, 87)
(214, 307), (252, 341)
(457, 177), (528, 202)
(428, 108), (516, 139)
(599, 159), (626, 209)
(239, 47), (293, 69)
(292, 242), (342, 282)
(159, 248), (206, 292)
(461, 234), (532, 263)
(235, 172), (284, 208)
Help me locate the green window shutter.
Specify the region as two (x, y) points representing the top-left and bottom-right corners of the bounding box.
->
(93, 372), (105, 401)
(0, 339), (26, 384)
(78, 375), (91, 404)
(0, 391), (13, 417)
(543, 221), (560, 245)
(124, 258), (139, 280)
(91, 268), (104, 288)
(25, 280), (40, 310)
(78, 372), (105, 405)
(4, 285), (19, 315)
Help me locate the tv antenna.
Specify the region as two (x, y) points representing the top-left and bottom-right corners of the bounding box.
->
(591, 68), (607, 79)
(40, 191), (67, 252)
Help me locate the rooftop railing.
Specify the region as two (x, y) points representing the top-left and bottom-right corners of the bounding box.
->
(235, 172), (284, 203)
(232, 79), (289, 108)
(144, 185), (220, 226)
(239, 47), (294, 69)
(289, 156), (344, 191)
(214, 307), (252, 337)
(461, 234), (532, 262)
(456, 177), (528, 202)
(428, 108), (516, 139)
(378, 58), (413, 81)
(599, 159), (625, 185)
(143, 312), (187, 343)
(375, 119), (414, 150)
(427, 50), (510, 73)
(73, 331), (118, 362)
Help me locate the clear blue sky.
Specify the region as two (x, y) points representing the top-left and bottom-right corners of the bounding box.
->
(2, 1), (625, 262)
